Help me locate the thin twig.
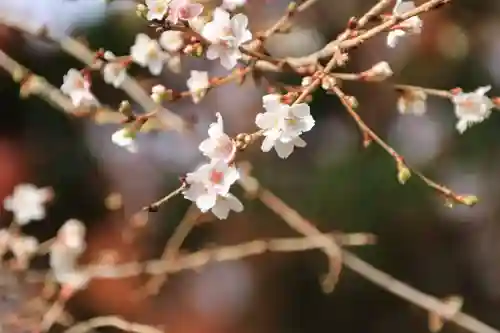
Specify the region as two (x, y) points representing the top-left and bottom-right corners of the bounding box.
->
(236, 162), (499, 333)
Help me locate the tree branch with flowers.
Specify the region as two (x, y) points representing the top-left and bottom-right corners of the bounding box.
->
(0, 0), (499, 332)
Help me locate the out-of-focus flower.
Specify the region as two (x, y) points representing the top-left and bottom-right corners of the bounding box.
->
(60, 69), (99, 107)
(159, 30), (184, 52)
(452, 86), (494, 133)
(167, 0), (203, 24)
(4, 184), (52, 225)
(387, 0), (422, 48)
(360, 61), (393, 82)
(187, 70), (210, 103)
(102, 51), (127, 88)
(222, 0), (246, 11)
(130, 33), (167, 75)
(145, 0), (169, 21)
(397, 89), (427, 115)
(111, 128), (138, 153)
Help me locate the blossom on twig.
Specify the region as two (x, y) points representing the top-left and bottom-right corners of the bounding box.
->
(4, 184), (52, 225)
(452, 86), (494, 133)
(202, 8), (252, 69)
(255, 94), (315, 159)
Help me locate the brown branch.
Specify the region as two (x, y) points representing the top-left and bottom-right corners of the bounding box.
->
(236, 162), (499, 333)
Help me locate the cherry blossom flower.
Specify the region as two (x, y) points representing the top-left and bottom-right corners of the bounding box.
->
(151, 84), (167, 103)
(9, 235), (39, 269)
(102, 51), (127, 88)
(183, 160), (242, 218)
(199, 113), (236, 162)
(202, 8), (252, 69)
(50, 219), (89, 289)
(145, 0), (169, 21)
(186, 70), (210, 103)
(60, 69), (99, 107)
(360, 61), (393, 82)
(4, 184), (52, 225)
(0, 229), (38, 269)
(222, 0), (246, 11)
(387, 0), (422, 48)
(166, 0), (203, 25)
(255, 94), (315, 159)
(452, 86), (494, 133)
(111, 128), (138, 153)
(159, 30), (184, 53)
(130, 33), (168, 75)
(397, 89), (427, 115)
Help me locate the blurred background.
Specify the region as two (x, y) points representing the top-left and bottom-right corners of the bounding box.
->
(1, 0), (500, 332)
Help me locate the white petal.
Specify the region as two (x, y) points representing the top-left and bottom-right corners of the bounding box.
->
(293, 136), (307, 148)
(196, 192), (217, 212)
(261, 135), (276, 152)
(274, 141), (294, 159)
(289, 103), (311, 118)
(255, 112), (278, 130)
(225, 193), (244, 212)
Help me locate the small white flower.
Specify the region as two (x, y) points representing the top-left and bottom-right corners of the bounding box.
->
(183, 160), (241, 218)
(211, 193), (244, 219)
(50, 219), (89, 289)
(202, 8), (252, 69)
(130, 33), (168, 75)
(4, 184), (52, 225)
(102, 51), (127, 88)
(145, 0), (169, 21)
(221, 0), (246, 11)
(166, 54), (182, 73)
(361, 61), (393, 82)
(397, 89), (427, 115)
(452, 86), (494, 133)
(186, 70), (210, 103)
(111, 128), (138, 153)
(159, 30), (184, 52)
(255, 94), (315, 159)
(60, 69), (99, 107)
(9, 235), (39, 269)
(151, 84), (167, 103)
(301, 76), (313, 87)
(387, 1), (423, 48)
(199, 113), (235, 162)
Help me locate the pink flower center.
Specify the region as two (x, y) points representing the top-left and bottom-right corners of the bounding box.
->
(179, 7), (189, 19)
(210, 170), (224, 184)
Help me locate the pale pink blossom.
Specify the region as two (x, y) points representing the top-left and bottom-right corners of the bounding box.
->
(167, 0), (203, 24)
(199, 113), (236, 162)
(202, 8), (252, 69)
(186, 70), (210, 103)
(387, 1), (422, 48)
(4, 184), (52, 225)
(452, 86), (494, 133)
(60, 69), (99, 107)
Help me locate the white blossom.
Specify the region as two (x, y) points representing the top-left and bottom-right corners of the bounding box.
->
(183, 160), (242, 218)
(50, 219), (89, 289)
(255, 94), (315, 159)
(361, 61), (393, 82)
(397, 89), (427, 115)
(166, 0), (203, 24)
(452, 86), (494, 134)
(186, 70), (210, 103)
(145, 0), (169, 21)
(60, 69), (99, 107)
(0, 229), (38, 269)
(151, 84), (167, 103)
(387, 0), (423, 48)
(202, 8), (252, 69)
(102, 51), (127, 88)
(4, 184), (52, 225)
(221, 0), (246, 11)
(130, 33), (168, 75)
(112, 128), (138, 153)
(159, 30), (184, 52)
(199, 112), (235, 162)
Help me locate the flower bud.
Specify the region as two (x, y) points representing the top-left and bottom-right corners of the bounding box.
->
(361, 61), (393, 82)
(458, 195), (478, 207)
(397, 161), (411, 184)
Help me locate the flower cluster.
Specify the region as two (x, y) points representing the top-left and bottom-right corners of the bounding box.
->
(2, 184), (89, 291)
